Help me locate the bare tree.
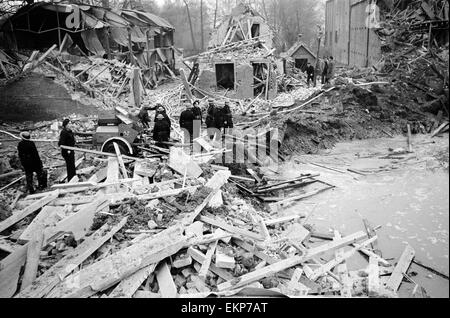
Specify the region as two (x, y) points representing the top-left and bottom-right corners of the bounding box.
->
(213, 0), (218, 28)
(200, 0), (204, 50)
(183, 0), (197, 51)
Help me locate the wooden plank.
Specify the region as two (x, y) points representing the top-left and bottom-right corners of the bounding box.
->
(272, 186), (334, 207)
(113, 142), (129, 178)
(88, 167), (107, 183)
(16, 218), (127, 298)
(49, 196), (95, 206)
(108, 263), (157, 298)
(368, 256), (380, 296)
(59, 145), (139, 161)
(20, 225), (44, 290)
(182, 171), (231, 224)
(256, 215), (270, 241)
(187, 247), (234, 281)
(194, 137), (214, 152)
(133, 291), (161, 298)
(169, 147), (202, 178)
(198, 240), (218, 280)
(156, 261), (177, 298)
(431, 122), (449, 137)
(217, 231), (367, 291)
(0, 236), (21, 253)
(105, 157), (120, 194)
(46, 225), (186, 298)
(199, 216), (263, 241)
(385, 245), (415, 292)
(43, 198), (105, 242)
(0, 191), (59, 234)
(19, 206), (63, 242)
(362, 218), (382, 256)
(0, 244), (28, 298)
(51, 181), (96, 189)
(263, 214), (303, 226)
(179, 69), (193, 101)
(309, 236), (377, 281)
(334, 232), (352, 298)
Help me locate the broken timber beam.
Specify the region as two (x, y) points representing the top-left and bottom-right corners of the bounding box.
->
(0, 191), (59, 234)
(60, 145), (138, 161)
(187, 247), (234, 281)
(0, 244), (28, 298)
(217, 231), (367, 291)
(198, 240), (218, 280)
(199, 216), (263, 241)
(156, 261), (177, 298)
(16, 218), (127, 298)
(20, 225), (45, 290)
(45, 225), (186, 298)
(385, 245), (415, 292)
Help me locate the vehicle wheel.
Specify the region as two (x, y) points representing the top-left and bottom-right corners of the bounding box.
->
(102, 139), (131, 156)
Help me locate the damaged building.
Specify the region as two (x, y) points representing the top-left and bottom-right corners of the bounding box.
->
(0, 1), (176, 86)
(281, 37), (317, 74)
(189, 4), (278, 100)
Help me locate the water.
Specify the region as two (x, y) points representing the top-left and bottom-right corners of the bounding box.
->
(267, 134), (449, 297)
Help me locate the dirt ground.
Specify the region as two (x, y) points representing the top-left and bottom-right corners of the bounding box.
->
(264, 82), (441, 156)
(0, 73), (99, 122)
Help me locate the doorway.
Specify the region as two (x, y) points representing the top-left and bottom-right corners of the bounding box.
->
(295, 58), (308, 71)
(215, 63), (235, 90)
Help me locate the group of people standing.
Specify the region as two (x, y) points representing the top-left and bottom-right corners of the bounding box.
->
(304, 56), (335, 87)
(17, 99), (234, 194)
(141, 98), (234, 150)
(17, 118), (76, 194)
(138, 103), (172, 148)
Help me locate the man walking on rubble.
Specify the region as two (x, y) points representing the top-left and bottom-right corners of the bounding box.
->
(179, 100), (196, 154)
(306, 62), (315, 87)
(58, 118), (77, 182)
(17, 132), (47, 194)
(326, 56), (335, 84)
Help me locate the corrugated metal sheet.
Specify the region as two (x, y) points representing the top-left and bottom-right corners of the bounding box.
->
(325, 0), (381, 67)
(135, 11), (174, 30)
(81, 29), (105, 56)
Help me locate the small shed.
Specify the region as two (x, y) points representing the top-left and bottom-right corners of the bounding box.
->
(282, 40), (316, 72)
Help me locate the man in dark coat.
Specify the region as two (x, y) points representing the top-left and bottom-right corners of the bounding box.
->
(58, 118), (77, 182)
(213, 101), (234, 140)
(17, 132), (47, 194)
(153, 105), (171, 148)
(179, 101), (195, 152)
(138, 106), (151, 128)
(306, 62), (315, 87)
(205, 99), (217, 140)
(192, 100), (203, 152)
(326, 56), (335, 83)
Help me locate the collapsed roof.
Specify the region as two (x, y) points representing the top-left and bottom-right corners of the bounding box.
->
(1, 1), (176, 88)
(1, 2), (174, 59)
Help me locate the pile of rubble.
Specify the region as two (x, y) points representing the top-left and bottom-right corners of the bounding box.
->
(0, 130), (434, 298)
(374, 0), (449, 116)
